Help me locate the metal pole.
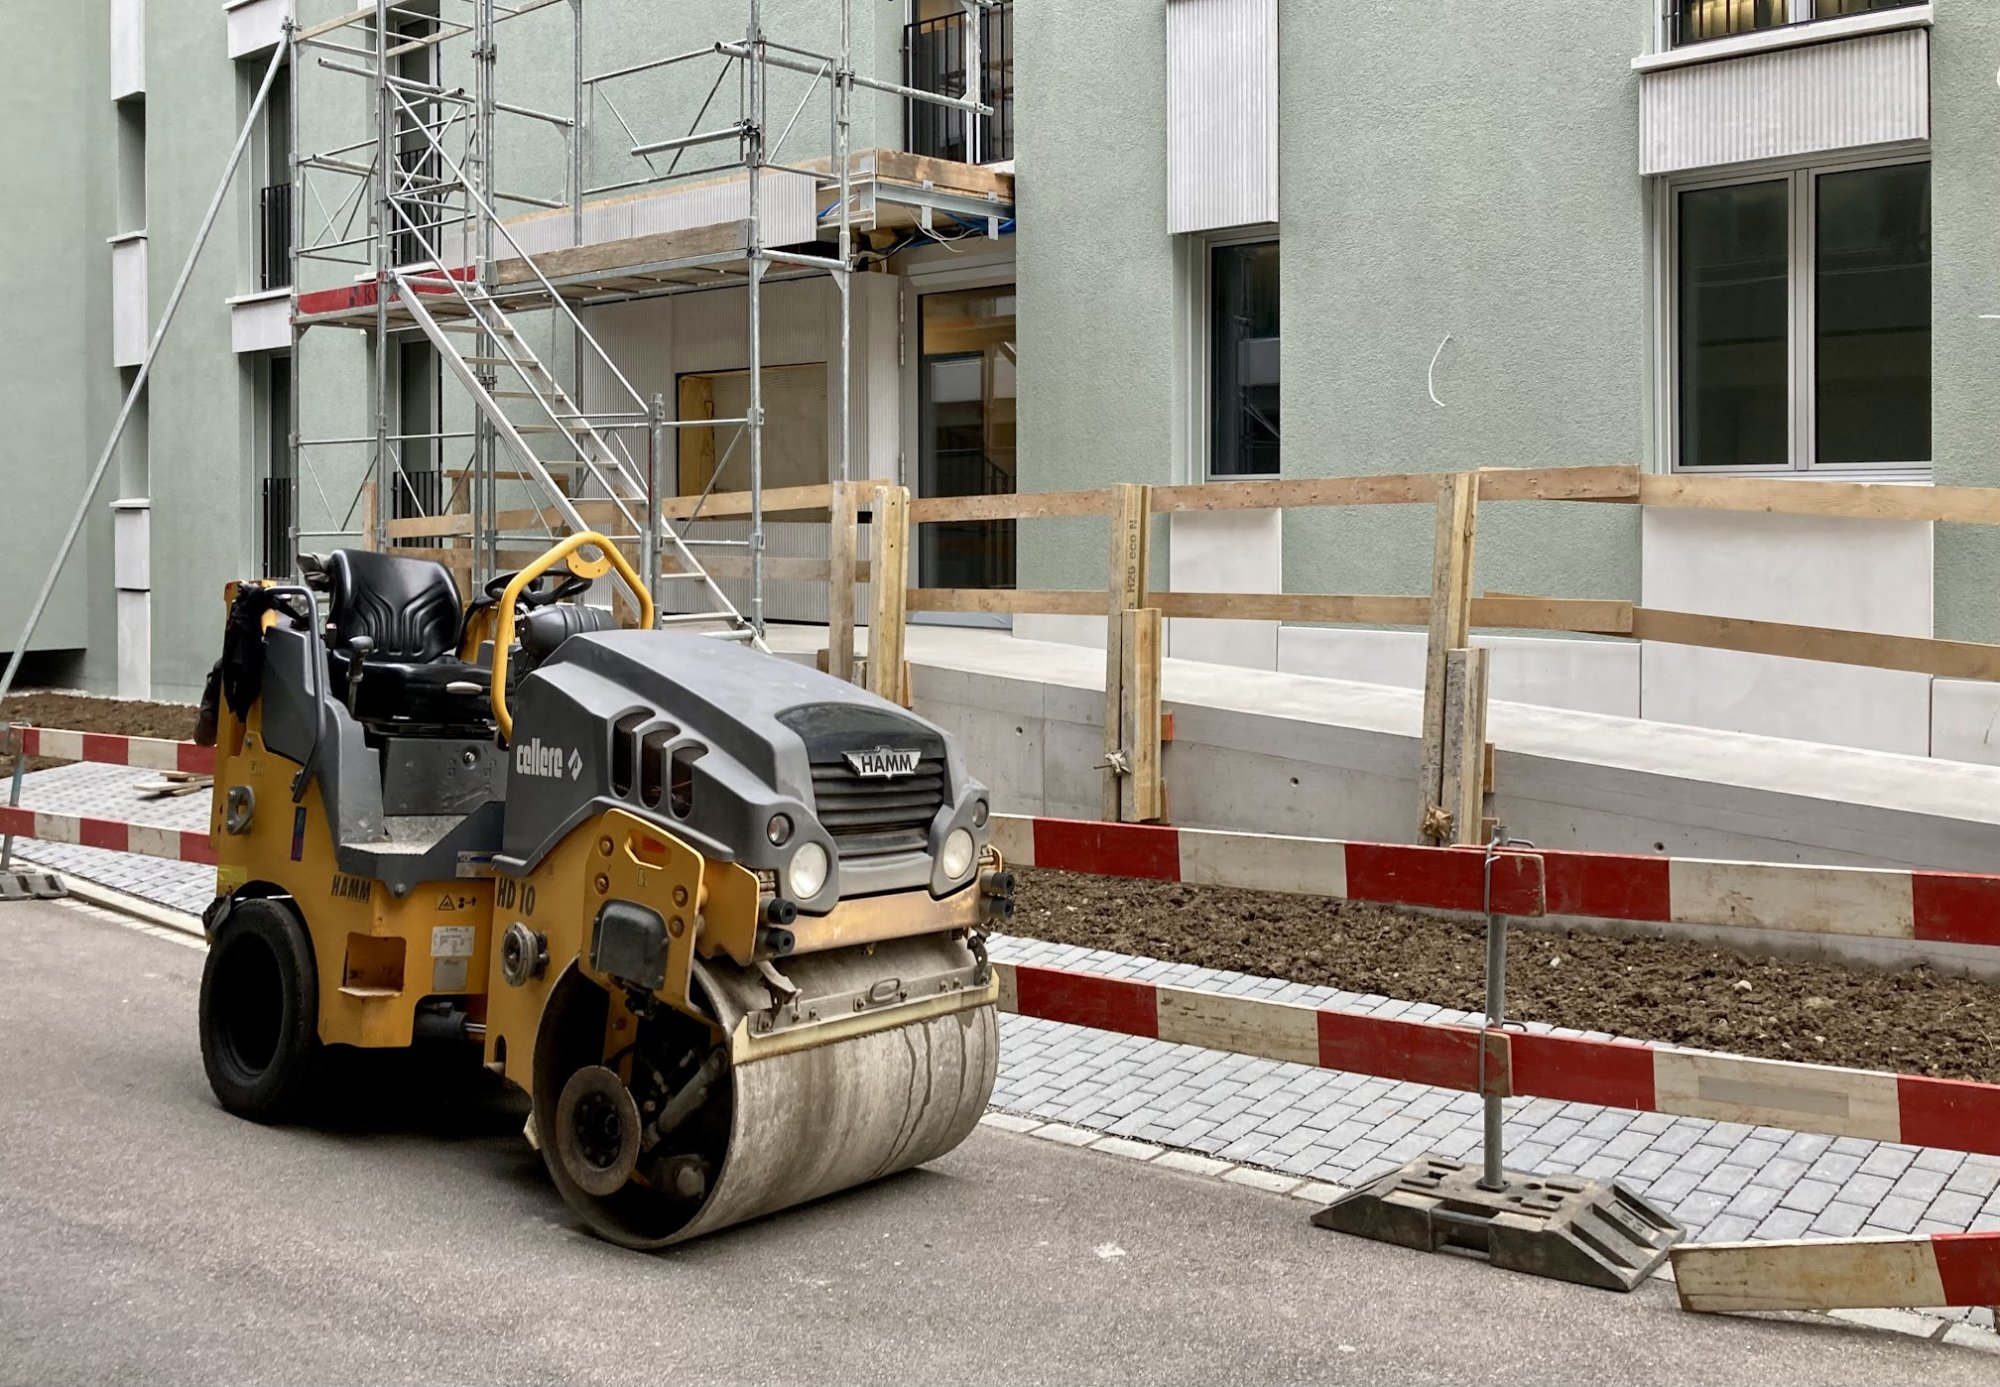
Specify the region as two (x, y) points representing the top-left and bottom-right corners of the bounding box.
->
(835, 0), (851, 486)
(644, 392), (664, 617)
(0, 37), (290, 710)
(745, 0), (766, 636)
(1479, 825), (1533, 1192)
(371, 0), (392, 551)
(1, 729), (26, 871)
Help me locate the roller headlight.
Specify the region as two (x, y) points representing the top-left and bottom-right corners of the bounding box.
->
(786, 841), (830, 900)
(766, 813), (793, 846)
(940, 827), (977, 880)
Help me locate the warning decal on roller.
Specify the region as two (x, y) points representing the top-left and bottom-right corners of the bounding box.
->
(432, 925), (475, 959)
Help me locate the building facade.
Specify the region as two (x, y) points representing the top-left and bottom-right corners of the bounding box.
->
(3, 1), (1993, 762)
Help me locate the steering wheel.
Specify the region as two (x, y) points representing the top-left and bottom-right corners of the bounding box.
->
(483, 569), (593, 609)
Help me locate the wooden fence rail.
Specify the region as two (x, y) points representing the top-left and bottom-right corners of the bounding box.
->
(375, 462), (2000, 837)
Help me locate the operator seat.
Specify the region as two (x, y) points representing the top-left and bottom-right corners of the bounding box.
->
(323, 549), (492, 729)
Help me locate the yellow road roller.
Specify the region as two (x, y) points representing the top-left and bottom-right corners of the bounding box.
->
(195, 532), (1010, 1247)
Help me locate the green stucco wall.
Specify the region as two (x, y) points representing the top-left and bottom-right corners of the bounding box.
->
(1926, 6), (2000, 644)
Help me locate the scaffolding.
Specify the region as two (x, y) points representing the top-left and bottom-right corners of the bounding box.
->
(285, 0), (1001, 645)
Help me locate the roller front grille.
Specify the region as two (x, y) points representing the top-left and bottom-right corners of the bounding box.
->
(810, 758), (946, 859)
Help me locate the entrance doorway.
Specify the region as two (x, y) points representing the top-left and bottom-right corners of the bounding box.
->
(916, 285), (1016, 591)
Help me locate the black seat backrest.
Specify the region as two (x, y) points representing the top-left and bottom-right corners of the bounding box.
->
(518, 603), (618, 665)
(325, 549), (463, 662)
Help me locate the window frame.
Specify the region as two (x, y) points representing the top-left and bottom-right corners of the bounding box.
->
(1662, 150), (1931, 479)
(1192, 227), (1281, 482)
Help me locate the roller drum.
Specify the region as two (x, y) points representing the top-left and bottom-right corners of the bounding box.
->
(533, 934), (998, 1250)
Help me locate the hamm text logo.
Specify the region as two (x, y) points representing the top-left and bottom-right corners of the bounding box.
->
(843, 747), (922, 779)
(516, 738), (583, 781)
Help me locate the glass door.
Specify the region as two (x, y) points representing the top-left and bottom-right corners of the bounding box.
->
(917, 286), (1016, 595)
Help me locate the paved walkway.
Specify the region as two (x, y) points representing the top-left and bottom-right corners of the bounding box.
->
(13, 761), (1998, 1331)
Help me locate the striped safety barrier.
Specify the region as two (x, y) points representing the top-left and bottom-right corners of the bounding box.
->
(5, 726), (213, 776)
(1672, 1230), (2000, 1314)
(994, 815), (2000, 950)
(0, 806), (215, 867)
(995, 960), (2000, 1159)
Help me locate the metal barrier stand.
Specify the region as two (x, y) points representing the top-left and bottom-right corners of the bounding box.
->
(0, 725), (66, 902)
(1309, 826), (1679, 1292)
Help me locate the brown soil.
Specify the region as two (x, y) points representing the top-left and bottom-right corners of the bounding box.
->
(0, 692), (198, 775)
(1014, 868), (2000, 1083)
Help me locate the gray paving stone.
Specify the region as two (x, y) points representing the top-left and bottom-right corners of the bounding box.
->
(1753, 1207), (1814, 1240)
(1867, 1194), (1930, 1233)
(1809, 1201), (1872, 1238)
(1777, 1177), (1841, 1216)
(1948, 1159), (2000, 1199)
(1747, 1156), (1811, 1190)
(1911, 1146), (1964, 1175)
(1673, 1190), (1732, 1229)
(1696, 1164), (1757, 1198)
(1889, 1165), (1951, 1205)
(1858, 1146), (1916, 1180)
(1730, 1137), (1784, 1170)
(1701, 1212), (1759, 1243)
(1924, 1189), (1987, 1230)
(1647, 1168), (1705, 1205)
(1839, 1172), (1894, 1207)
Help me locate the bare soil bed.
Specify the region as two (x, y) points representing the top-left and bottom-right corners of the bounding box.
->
(1013, 867), (2000, 1083)
(0, 692), (198, 775)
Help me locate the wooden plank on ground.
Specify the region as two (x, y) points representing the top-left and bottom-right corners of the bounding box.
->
(1417, 473), (1479, 843)
(1440, 647), (1490, 847)
(1641, 473), (2000, 527)
(1121, 608), (1164, 824)
(867, 485), (909, 706)
(1632, 608), (2000, 683)
(1103, 484), (1151, 822)
(1670, 1237), (1955, 1314)
(825, 480), (857, 684)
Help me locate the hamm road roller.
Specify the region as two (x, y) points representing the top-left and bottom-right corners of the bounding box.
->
(195, 532), (1011, 1247)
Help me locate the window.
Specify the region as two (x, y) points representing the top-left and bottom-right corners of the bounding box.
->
(1209, 241), (1279, 478)
(1673, 159), (1929, 473)
(1670, 0), (1925, 47)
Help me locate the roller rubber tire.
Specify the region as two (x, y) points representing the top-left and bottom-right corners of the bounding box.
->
(200, 897), (321, 1122)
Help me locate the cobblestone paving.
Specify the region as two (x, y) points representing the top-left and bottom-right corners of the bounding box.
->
(14, 763), (1998, 1328)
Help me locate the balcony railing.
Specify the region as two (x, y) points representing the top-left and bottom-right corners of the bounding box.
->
(259, 183), (293, 292)
(260, 475), (295, 578)
(904, 3), (1013, 165)
(1667, 0), (1924, 47)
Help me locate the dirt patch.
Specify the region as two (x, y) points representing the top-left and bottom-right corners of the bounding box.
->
(1013, 868), (2000, 1083)
(0, 692), (198, 775)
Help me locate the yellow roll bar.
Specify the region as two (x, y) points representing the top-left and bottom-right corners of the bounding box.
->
(489, 532), (653, 740)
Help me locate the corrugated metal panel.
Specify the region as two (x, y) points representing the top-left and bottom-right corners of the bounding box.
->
(1641, 29), (1929, 176)
(1167, 0), (1277, 234)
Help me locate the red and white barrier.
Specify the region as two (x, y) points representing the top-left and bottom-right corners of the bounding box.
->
(0, 806), (214, 867)
(6, 726), (213, 776)
(996, 960), (2000, 1158)
(995, 815), (2000, 950)
(1671, 1231), (2000, 1314)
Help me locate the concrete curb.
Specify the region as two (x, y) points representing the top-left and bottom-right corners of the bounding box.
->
(16, 856), (205, 939)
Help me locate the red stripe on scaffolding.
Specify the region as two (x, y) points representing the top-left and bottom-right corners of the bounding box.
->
(1930, 1232), (2000, 1307)
(1541, 850), (1674, 923)
(1029, 817), (1182, 883)
(1910, 870), (2000, 948)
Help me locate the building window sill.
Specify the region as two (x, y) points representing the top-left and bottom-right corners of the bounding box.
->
(106, 229), (148, 246)
(1632, 4), (1931, 74)
(226, 287), (291, 307)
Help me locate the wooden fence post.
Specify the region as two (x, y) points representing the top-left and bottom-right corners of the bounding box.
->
(1120, 606), (1164, 823)
(867, 484), (909, 706)
(825, 480), (858, 684)
(1418, 472), (1480, 844)
(1441, 646), (1490, 845)
(1102, 483), (1152, 821)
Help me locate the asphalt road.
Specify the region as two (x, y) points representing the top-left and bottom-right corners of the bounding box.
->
(1, 897), (1992, 1387)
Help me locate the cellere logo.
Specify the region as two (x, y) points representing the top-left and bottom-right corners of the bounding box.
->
(843, 747), (922, 779)
(516, 737), (581, 781)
